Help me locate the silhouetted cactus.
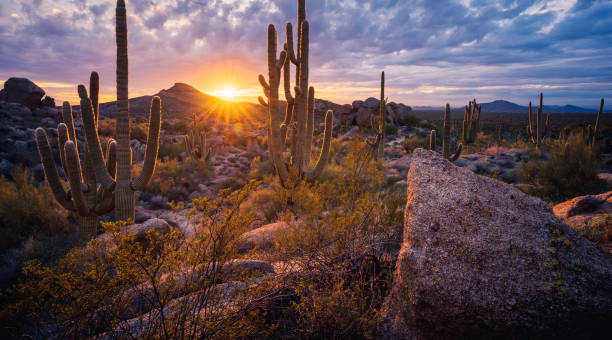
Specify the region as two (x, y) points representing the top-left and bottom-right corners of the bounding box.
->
(185, 113), (210, 161)
(80, 0), (161, 222)
(461, 99), (481, 153)
(584, 98), (604, 149)
(35, 72), (117, 239)
(366, 72), (386, 160)
(258, 0), (333, 186)
(527, 93), (550, 150)
(442, 104), (462, 161)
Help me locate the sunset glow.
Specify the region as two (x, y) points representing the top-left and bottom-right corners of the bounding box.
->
(210, 86), (241, 101)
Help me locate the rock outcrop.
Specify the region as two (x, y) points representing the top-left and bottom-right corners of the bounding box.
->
(382, 149), (612, 339)
(0, 78), (46, 109)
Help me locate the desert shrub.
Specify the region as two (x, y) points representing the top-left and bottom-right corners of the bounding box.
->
(241, 187), (284, 223)
(0, 168), (69, 251)
(158, 142), (185, 160)
(402, 135), (425, 153)
(130, 122), (149, 143)
(162, 120), (190, 134)
(244, 140), (405, 338)
(384, 123), (398, 136)
(568, 213), (612, 244)
(2, 182), (261, 339)
(144, 158), (212, 202)
(518, 133), (607, 202)
(248, 156), (276, 181)
(98, 119), (115, 137)
(400, 114), (420, 128)
(219, 171), (249, 191)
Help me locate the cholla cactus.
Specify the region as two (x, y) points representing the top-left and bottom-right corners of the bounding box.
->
(442, 104), (462, 161)
(185, 113), (210, 161)
(461, 99), (481, 153)
(80, 0), (161, 222)
(258, 0), (333, 186)
(527, 93), (550, 150)
(35, 72), (117, 239)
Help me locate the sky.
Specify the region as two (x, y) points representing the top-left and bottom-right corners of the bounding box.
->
(0, 0), (611, 108)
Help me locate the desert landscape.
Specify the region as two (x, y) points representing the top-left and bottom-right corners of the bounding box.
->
(0, 0), (610, 339)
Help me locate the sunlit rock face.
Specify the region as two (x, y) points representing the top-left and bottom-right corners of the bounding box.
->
(381, 149), (612, 339)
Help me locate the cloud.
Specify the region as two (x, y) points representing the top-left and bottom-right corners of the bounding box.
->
(0, 0), (609, 108)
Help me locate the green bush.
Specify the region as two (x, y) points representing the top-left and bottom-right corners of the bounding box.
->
(518, 133), (608, 202)
(0, 168), (69, 251)
(143, 158), (212, 202)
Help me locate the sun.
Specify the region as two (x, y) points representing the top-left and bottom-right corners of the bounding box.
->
(213, 86), (240, 100)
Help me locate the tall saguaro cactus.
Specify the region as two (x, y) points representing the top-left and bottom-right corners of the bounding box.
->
(35, 72), (117, 239)
(442, 104), (462, 161)
(461, 99), (481, 154)
(375, 72), (386, 159)
(258, 0), (333, 186)
(527, 93), (550, 150)
(584, 98), (605, 149)
(81, 0), (161, 222)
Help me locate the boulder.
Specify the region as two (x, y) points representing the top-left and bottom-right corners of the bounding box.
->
(355, 106), (375, 126)
(382, 149), (612, 339)
(2, 78), (45, 109)
(553, 191), (612, 219)
(40, 95), (56, 108)
(352, 100), (364, 111)
(363, 97), (380, 109)
(238, 222), (291, 253)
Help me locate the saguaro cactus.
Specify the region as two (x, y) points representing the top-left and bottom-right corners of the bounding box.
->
(526, 93), (550, 150)
(442, 104), (462, 161)
(428, 130), (436, 151)
(35, 72), (117, 239)
(258, 0), (333, 185)
(461, 99), (481, 153)
(367, 72), (387, 160)
(584, 98), (605, 149)
(185, 113), (210, 161)
(81, 0), (161, 222)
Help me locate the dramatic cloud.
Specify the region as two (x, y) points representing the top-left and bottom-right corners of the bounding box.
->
(0, 0), (610, 107)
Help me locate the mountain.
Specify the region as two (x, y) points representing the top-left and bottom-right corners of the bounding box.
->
(87, 83), (266, 122)
(465, 100), (595, 113)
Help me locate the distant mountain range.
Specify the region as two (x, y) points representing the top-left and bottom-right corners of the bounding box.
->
(76, 82), (266, 121)
(415, 100), (597, 113)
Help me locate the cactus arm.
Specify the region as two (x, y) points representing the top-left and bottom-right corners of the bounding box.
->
(63, 141), (92, 217)
(57, 123), (70, 177)
(90, 72), (99, 123)
(448, 143), (462, 162)
(293, 20), (310, 171)
(132, 96), (161, 191)
(80, 96), (116, 191)
(306, 110), (333, 180)
(35, 128), (75, 211)
(285, 22), (298, 64)
(95, 139), (116, 215)
(61, 102), (77, 147)
(378, 71), (386, 159)
(304, 86), (315, 167)
(258, 96), (269, 107)
(592, 98), (604, 147)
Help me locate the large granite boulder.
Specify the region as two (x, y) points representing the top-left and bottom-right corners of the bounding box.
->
(382, 149), (612, 339)
(1, 78), (45, 109)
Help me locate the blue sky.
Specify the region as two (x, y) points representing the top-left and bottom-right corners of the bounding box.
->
(0, 0), (611, 108)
